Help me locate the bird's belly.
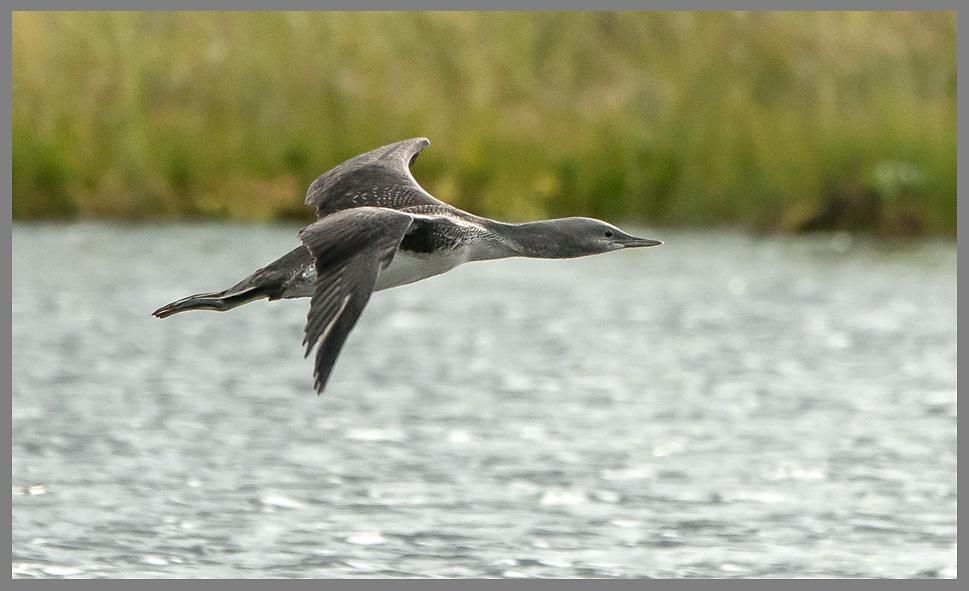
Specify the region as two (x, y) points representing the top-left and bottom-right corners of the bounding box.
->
(280, 248), (468, 299)
(375, 249), (465, 291)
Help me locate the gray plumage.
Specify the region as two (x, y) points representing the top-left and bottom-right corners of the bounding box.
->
(298, 208), (414, 393)
(153, 137), (662, 394)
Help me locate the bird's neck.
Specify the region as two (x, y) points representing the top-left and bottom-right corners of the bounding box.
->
(479, 218), (574, 259)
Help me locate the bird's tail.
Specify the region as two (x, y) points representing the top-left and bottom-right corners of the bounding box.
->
(153, 245), (313, 319)
(152, 287), (267, 318)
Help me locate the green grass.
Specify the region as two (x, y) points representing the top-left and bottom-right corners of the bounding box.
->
(12, 11), (957, 236)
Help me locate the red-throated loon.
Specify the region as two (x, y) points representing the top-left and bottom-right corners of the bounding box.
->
(152, 138), (662, 394)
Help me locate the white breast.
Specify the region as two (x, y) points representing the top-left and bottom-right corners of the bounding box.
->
(375, 249), (469, 291)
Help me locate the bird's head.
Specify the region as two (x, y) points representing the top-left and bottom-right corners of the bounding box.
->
(525, 217), (663, 258)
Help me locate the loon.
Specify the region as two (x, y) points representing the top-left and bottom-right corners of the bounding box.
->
(152, 138), (662, 394)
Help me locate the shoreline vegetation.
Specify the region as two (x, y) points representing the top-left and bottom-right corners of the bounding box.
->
(13, 12), (956, 236)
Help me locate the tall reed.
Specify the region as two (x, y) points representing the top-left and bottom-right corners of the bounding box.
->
(12, 12), (956, 235)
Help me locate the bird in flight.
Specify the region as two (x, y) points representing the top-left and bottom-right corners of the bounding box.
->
(153, 138), (662, 394)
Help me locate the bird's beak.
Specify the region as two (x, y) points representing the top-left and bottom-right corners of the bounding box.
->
(620, 237), (663, 248)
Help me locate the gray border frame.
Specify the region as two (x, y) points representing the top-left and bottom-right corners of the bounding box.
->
(5, 3), (962, 590)
(4, 2), (12, 585)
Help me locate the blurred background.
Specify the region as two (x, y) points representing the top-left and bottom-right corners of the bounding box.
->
(12, 12), (956, 579)
(13, 11), (956, 235)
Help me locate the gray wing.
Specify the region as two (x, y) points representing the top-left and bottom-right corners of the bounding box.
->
(298, 207), (416, 394)
(304, 137), (447, 219)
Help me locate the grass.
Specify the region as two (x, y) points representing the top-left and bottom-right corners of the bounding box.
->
(12, 11), (957, 236)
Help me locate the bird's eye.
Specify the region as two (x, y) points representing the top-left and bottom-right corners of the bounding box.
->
(604, 230), (614, 238)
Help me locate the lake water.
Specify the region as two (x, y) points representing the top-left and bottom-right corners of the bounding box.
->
(11, 223), (957, 579)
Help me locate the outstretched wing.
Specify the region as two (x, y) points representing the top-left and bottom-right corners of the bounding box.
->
(304, 137), (446, 219)
(298, 207), (416, 394)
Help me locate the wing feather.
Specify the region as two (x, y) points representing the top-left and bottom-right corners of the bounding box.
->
(298, 207), (416, 394)
(304, 137), (445, 219)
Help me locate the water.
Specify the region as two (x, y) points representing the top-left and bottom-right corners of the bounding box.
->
(12, 223), (956, 579)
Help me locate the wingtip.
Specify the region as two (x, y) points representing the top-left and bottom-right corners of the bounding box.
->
(403, 136), (429, 147)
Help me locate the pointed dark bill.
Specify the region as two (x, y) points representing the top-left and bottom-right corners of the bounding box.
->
(620, 237), (663, 248)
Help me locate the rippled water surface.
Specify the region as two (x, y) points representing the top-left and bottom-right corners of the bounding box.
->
(12, 223), (956, 578)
